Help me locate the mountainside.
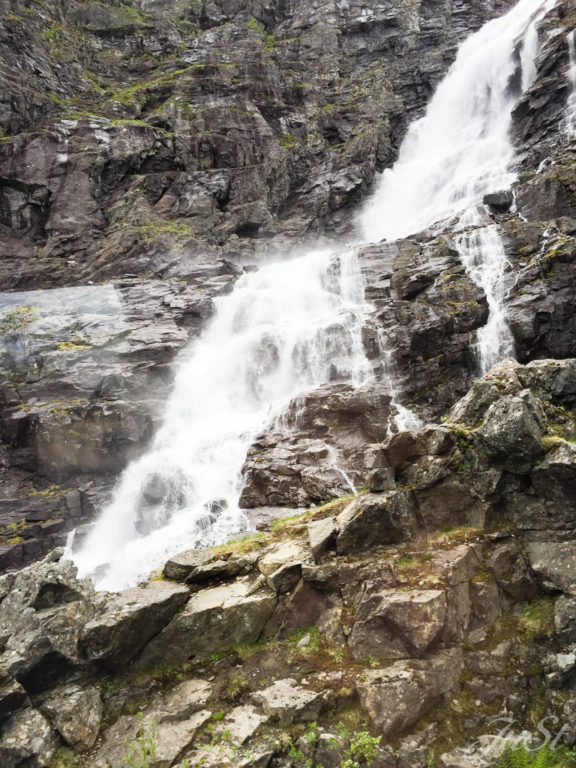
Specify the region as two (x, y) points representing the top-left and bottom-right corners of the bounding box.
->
(0, 0), (520, 571)
(4, 1), (576, 766)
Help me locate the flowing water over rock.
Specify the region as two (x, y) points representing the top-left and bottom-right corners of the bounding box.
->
(73, 249), (374, 589)
(566, 30), (576, 135)
(71, 0), (555, 589)
(360, 0), (554, 374)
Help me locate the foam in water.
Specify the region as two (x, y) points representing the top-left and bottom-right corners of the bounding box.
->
(360, 0), (555, 243)
(73, 249), (375, 590)
(360, 0), (554, 372)
(71, 0), (554, 589)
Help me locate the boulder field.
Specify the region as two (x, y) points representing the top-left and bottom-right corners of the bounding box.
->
(4, 358), (576, 767)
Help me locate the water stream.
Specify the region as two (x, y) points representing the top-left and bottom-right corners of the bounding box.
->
(360, 0), (554, 373)
(566, 30), (576, 134)
(72, 0), (555, 589)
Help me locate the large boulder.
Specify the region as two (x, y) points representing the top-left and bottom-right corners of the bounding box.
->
(136, 579), (277, 667)
(336, 492), (417, 555)
(80, 581), (190, 668)
(357, 648), (463, 735)
(527, 542), (576, 595)
(0, 707), (60, 768)
(475, 389), (545, 473)
(38, 683), (102, 751)
(252, 678), (323, 725)
(349, 589), (447, 661)
(0, 552), (96, 692)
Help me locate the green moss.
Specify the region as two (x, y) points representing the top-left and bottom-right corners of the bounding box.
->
(56, 341), (92, 352)
(0, 306), (38, 334)
(125, 219), (194, 243)
(117, 3), (150, 26)
(48, 747), (80, 768)
(518, 598), (556, 642)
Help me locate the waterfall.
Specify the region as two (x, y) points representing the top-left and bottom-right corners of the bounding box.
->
(360, 0), (555, 242)
(566, 30), (576, 134)
(72, 0), (553, 590)
(455, 211), (516, 374)
(360, 0), (554, 373)
(73, 249), (374, 590)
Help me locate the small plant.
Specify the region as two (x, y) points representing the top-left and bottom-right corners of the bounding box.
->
(102, 676), (126, 695)
(226, 672), (249, 700)
(342, 731), (382, 768)
(123, 713), (157, 768)
(495, 744), (576, 768)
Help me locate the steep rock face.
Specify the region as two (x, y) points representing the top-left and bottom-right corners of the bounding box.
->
(0, 0), (510, 291)
(0, 0), (516, 568)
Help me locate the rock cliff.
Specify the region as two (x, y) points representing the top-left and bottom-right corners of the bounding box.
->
(0, 0), (519, 569)
(4, 2), (576, 766)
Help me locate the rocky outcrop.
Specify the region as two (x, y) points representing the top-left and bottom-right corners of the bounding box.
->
(3, 359), (576, 767)
(0, 0), (506, 292)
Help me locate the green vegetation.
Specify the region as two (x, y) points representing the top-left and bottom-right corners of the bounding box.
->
(495, 744), (576, 768)
(517, 599), (556, 642)
(342, 730), (382, 768)
(123, 713), (157, 768)
(0, 306), (38, 334)
(49, 747), (80, 768)
(101, 677), (126, 695)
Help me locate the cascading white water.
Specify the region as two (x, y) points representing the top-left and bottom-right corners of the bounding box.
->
(73, 249), (373, 590)
(360, 0), (555, 242)
(566, 30), (576, 134)
(455, 211), (516, 374)
(360, 0), (554, 373)
(72, 0), (554, 590)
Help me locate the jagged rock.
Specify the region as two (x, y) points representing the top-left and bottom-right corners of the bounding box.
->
(252, 678), (322, 725)
(369, 467), (396, 492)
(531, 441), (576, 502)
(466, 641), (512, 677)
(336, 492), (416, 555)
(0, 554), (96, 692)
(163, 550), (213, 581)
(307, 517), (338, 561)
(38, 683), (102, 751)
(0, 707), (60, 768)
(313, 732), (344, 768)
(185, 558), (254, 585)
(349, 589), (447, 661)
(219, 705), (268, 745)
(136, 579), (277, 667)
(414, 476), (487, 531)
(475, 389), (546, 473)
(555, 596), (576, 645)
(257, 539), (311, 593)
(0, 670), (27, 723)
(356, 648), (463, 735)
(427, 545), (483, 586)
(469, 580), (502, 628)
(527, 542), (576, 595)
(87, 708), (212, 768)
(81, 581), (190, 668)
(383, 431), (425, 470)
(483, 190), (513, 212)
